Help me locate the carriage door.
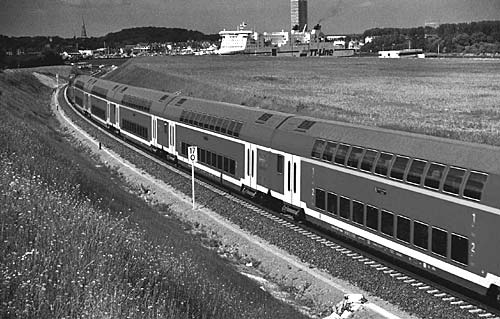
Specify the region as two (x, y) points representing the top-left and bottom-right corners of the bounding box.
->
(246, 144), (258, 189)
(169, 124), (176, 154)
(284, 154), (301, 207)
(109, 103), (116, 125)
(152, 117), (157, 145)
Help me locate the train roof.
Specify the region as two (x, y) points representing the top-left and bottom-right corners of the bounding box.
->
(75, 75), (500, 174)
(273, 115), (500, 175)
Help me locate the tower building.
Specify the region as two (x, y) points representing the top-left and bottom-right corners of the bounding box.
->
(80, 18), (88, 38)
(290, 0), (308, 31)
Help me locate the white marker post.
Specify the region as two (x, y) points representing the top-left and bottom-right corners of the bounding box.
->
(188, 146), (198, 210)
(56, 74), (59, 88)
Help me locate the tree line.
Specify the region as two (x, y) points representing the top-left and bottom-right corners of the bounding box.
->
(361, 20), (500, 54)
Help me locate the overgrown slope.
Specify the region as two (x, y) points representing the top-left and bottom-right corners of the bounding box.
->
(0, 71), (307, 319)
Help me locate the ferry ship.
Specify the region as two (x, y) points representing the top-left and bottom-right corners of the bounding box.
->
(217, 22), (354, 57)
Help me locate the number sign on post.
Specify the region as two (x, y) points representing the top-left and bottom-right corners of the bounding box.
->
(188, 146), (197, 209)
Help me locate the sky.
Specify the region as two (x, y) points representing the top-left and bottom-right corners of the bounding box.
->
(1, 0), (500, 37)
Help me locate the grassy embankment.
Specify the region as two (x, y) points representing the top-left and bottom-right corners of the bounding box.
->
(0, 71), (307, 319)
(107, 56), (500, 146)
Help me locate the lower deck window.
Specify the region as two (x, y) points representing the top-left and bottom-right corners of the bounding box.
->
(381, 210), (394, 236)
(451, 234), (468, 265)
(122, 119), (148, 140)
(327, 193), (337, 215)
(432, 227), (447, 257)
(181, 142), (236, 176)
(315, 189), (326, 210)
(366, 206), (379, 230)
(339, 197), (351, 219)
(413, 221), (428, 249)
(396, 216), (411, 243)
(352, 201), (364, 224)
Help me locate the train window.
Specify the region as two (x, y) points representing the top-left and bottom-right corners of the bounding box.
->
(406, 159), (426, 185)
(366, 205), (379, 231)
(396, 216), (411, 243)
(451, 234), (469, 265)
(164, 122), (168, 134)
(206, 151), (212, 166)
(208, 116), (216, 130)
(200, 149), (206, 163)
(381, 210), (394, 236)
(327, 192), (337, 215)
(424, 163), (446, 190)
(315, 189), (326, 210)
(413, 221), (428, 250)
(233, 122), (243, 137)
(188, 112), (196, 125)
(322, 142), (337, 162)
(220, 119), (230, 134)
(443, 167), (466, 195)
(374, 153), (393, 176)
(431, 227), (447, 258)
(203, 115), (211, 128)
(334, 144), (350, 165)
(347, 147), (364, 169)
(276, 155), (284, 174)
(311, 140), (326, 159)
(217, 155), (223, 170)
(180, 110), (188, 122)
(229, 159), (236, 175)
(223, 157), (229, 172)
(352, 201), (364, 225)
(215, 118), (224, 132)
(193, 113), (202, 126)
(390, 156), (410, 180)
(227, 121), (237, 136)
(181, 142), (189, 156)
(212, 153), (217, 167)
(463, 171), (488, 201)
(360, 150), (378, 172)
(339, 197), (351, 219)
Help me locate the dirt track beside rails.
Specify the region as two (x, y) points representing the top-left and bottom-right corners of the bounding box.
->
(41, 73), (418, 319)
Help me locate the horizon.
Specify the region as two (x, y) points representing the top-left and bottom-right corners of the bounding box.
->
(1, 0), (500, 38)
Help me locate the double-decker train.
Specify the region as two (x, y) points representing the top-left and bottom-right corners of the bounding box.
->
(68, 74), (500, 301)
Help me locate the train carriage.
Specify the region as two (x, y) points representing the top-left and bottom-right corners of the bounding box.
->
(166, 96), (292, 193)
(69, 74), (500, 301)
(271, 115), (500, 296)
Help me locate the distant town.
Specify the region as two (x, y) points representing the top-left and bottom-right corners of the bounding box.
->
(1, 19), (500, 68)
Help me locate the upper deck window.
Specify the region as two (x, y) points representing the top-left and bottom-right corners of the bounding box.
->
(424, 163), (445, 190)
(406, 159), (426, 185)
(390, 156), (410, 180)
(346, 147), (364, 169)
(334, 144), (350, 165)
(463, 171), (488, 201)
(360, 150), (377, 172)
(443, 167), (466, 195)
(311, 140), (326, 159)
(374, 153), (393, 176)
(322, 142), (337, 162)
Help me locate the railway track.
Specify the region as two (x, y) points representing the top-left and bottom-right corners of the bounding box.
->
(57, 84), (500, 319)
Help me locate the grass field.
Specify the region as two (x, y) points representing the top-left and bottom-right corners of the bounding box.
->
(107, 55), (500, 146)
(0, 71), (307, 319)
